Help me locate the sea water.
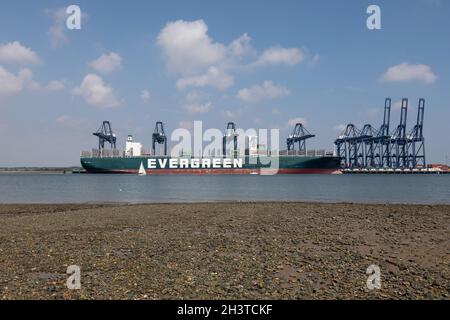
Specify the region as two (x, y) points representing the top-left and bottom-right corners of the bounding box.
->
(0, 173), (449, 204)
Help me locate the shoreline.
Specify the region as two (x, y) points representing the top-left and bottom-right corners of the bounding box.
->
(0, 167), (82, 174)
(0, 202), (448, 299)
(1, 199), (450, 206)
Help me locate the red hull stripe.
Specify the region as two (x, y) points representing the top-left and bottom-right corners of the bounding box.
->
(91, 168), (340, 175)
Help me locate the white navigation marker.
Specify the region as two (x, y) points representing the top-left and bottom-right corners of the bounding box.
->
(138, 162), (147, 176)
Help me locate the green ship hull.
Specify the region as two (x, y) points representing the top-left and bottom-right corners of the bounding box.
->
(80, 156), (341, 174)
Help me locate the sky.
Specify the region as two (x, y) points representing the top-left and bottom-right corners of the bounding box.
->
(0, 0), (449, 166)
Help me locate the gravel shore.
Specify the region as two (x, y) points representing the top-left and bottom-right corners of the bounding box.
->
(0, 202), (448, 299)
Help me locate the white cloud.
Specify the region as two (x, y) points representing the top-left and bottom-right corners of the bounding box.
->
(253, 46), (304, 66)
(157, 19), (226, 75)
(0, 66), (64, 97)
(0, 66), (25, 96)
(56, 115), (71, 124)
(157, 19), (306, 73)
(47, 7), (87, 48)
(183, 90), (212, 113)
(177, 66), (234, 90)
(55, 115), (85, 127)
(0, 41), (41, 64)
(222, 109), (243, 118)
(27, 77), (65, 92)
(184, 101), (212, 114)
(46, 80), (65, 92)
(288, 117), (308, 127)
(47, 8), (69, 48)
(380, 62), (437, 84)
(141, 89), (151, 102)
(229, 33), (253, 58)
(73, 74), (121, 108)
(157, 19), (309, 95)
(185, 90), (207, 103)
(89, 52), (122, 74)
(237, 81), (290, 103)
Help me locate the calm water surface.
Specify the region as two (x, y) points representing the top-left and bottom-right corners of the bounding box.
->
(0, 174), (449, 204)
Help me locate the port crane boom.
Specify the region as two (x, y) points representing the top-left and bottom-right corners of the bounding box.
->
(407, 98), (426, 168)
(334, 124), (360, 168)
(357, 124), (378, 167)
(373, 98), (392, 168)
(287, 123), (315, 153)
(93, 121), (116, 150)
(391, 98), (408, 168)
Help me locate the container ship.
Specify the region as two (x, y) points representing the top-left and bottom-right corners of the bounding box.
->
(80, 121), (341, 175)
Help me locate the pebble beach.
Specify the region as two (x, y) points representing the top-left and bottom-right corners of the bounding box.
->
(0, 202), (448, 299)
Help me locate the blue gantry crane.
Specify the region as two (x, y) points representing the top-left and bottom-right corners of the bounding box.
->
(391, 98), (409, 168)
(334, 124), (361, 168)
(372, 98), (392, 168)
(93, 121), (116, 151)
(407, 98), (426, 168)
(152, 121), (167, 156)
(335, 97), (426, 170)
(286, 123), (315, 152)
(357, 124), (379, 168)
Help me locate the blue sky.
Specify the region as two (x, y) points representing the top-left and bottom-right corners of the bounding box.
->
(0, 0), (449, 166)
